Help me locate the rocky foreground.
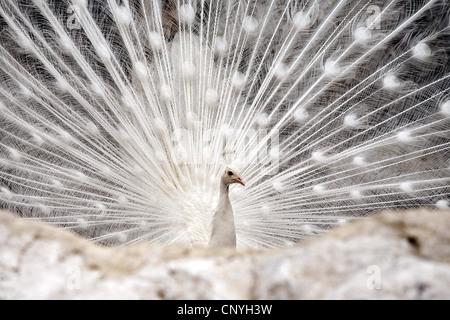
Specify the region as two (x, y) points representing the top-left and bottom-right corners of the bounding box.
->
(1, 209), (449, 299)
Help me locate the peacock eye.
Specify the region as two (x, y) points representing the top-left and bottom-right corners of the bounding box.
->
(227, 171), (233, 176)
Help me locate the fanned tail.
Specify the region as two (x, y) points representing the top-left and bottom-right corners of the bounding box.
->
(0, 0), (449, 248)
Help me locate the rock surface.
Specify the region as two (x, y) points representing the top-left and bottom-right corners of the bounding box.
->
(1, 209), (449, 299)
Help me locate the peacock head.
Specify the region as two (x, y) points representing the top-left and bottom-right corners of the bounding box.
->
(223, 165), (245, 186)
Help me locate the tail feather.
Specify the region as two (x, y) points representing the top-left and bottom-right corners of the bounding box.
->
(0, 0), (449, 248)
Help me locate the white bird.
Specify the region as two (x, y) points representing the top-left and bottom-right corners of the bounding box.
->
(0, 0), (448, 249)
(208, 166), (245, 249)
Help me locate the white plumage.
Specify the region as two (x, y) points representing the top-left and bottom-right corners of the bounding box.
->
(0, 0), (449, 249)
(208, 166), (245, 248)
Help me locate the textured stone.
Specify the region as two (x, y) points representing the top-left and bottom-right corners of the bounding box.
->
(1, 209), (449, 299)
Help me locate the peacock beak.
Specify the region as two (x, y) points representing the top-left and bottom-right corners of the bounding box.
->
(235, 177), (245, 186)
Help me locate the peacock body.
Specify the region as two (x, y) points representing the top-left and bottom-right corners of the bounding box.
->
(0, 0), (449, 248)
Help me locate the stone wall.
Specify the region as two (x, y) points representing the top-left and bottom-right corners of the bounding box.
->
(1, 209), (449, 299)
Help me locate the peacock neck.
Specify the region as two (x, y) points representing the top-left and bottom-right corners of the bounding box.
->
(208, 180), (236, 248)
(218, 181), (232, 217)
(220, 180), (230, 198)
